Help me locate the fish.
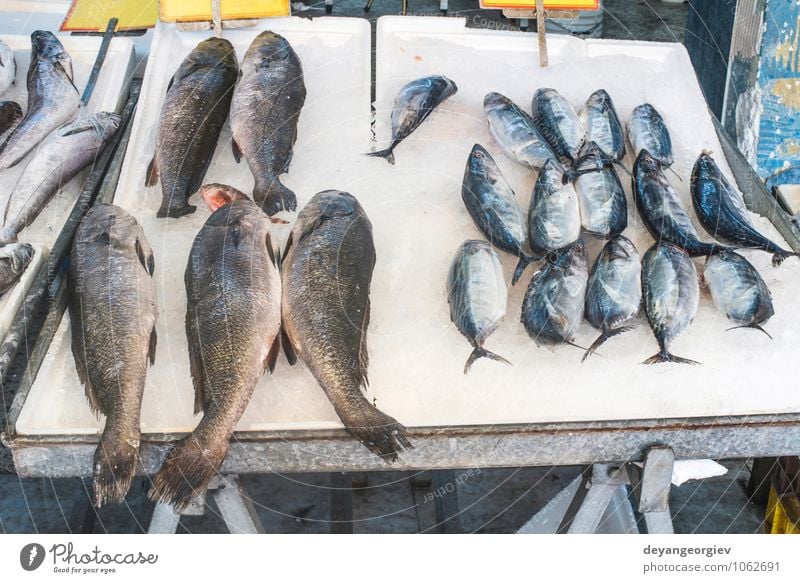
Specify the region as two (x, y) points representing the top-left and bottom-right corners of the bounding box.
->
(0, 39), (15, 97)
(0, 31), (79, 171)
(633, 149), (724, 256)
(146, 37), (238, 219)
(531, 87), (586, 164)
(521, 239), (588, 346)
(0, 242), (34, 293)
(462, 144), (535, 284)
(704, 250), (774, 338)
(691, 152), (797, 267)
(574, 141), (627, 238)
(447, 239), (510, 373)
(282, 190), (412, 460)
(149, 199), (281, 510)
(583, 235), (641, 361)
(67, 204), (157, 507)
(580, 89), (626, 162)
(484, 91), (556, 170)
(230, 31), (306, 216)
(641, 242), (699, 365)
(0, 101), (22, 136)
(0, 112), (120, 245)
(627, 103), (674, 167)
(528, 158), (581, 255)
(198, 182), (290, 224)
(367, 75), (457, 165)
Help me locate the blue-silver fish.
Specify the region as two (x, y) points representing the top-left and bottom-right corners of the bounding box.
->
(580, 89), (626, 162)
(641, 242), (699, 365)
(529, 159), (581, 255)
(574, 141), (627, 237)
(704, 250), (774, 337)
(484, 92), (556, 170)
(627, 103), (673, 167)
(532, 88), (585, 164)
(583, 235), (641, 361)
(447, 240), (510, 373)
(521, 239), (588, 346)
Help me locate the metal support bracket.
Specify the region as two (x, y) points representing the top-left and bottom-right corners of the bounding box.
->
(627, 446), (676, 534)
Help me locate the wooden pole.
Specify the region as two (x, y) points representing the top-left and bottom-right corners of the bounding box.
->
(212, 0), (222, 36)
(536, 0), (548, 67)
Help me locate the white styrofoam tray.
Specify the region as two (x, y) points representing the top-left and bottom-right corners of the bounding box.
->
(0, 33), (135, 342)
(16, 17), (800, 438)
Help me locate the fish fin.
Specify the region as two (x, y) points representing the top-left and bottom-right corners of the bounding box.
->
(511, 254), (536, 286)
(581, 326), (633, 363)
(265, 232), (277, 267)
(464, 345), (511, 374)
(148, 433), (229, 512)
(145, 155), (159, 187)
(231, 138), (242, 163)
(148, 326), (158, 366)
(357, 297), (371, 388)
(254, 178), (297, 216)
(92, 429), (140, 507)
(185, 314), (207, 415)
(135, 236), (155, 276)
(71, 342), (104, 417)
(61, 122), (97, 137)
(156, 202), (196, 219)
(772, 251), (798, 267)
(165, 75), (175, 94)
(726, 323), (773, 339)
(365, 145), (396, 165)
(265, 334), (281, 374)
(340, 405), (412, 462)
(282, 231), (294, 262)
(641, 351), (700, 365)
(55, 51), (74, 81)
(613, 159), (632, 177)
(280, 324), (298, 366)
(565, 340), (588, 351)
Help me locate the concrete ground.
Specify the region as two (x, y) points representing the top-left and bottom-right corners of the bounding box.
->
(1, 0), (771, 535)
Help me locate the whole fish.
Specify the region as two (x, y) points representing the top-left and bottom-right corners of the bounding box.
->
(0, 101), (21, 136)
(521, 239), (588, 346)
(367, 75), (457, 165)
(68, 204), (157, 507)
(641, 242), (699, 365)
(583, 235), (641, 361)
(0, 112), (120, 245)
(447, 240), (510, 373)
(532, 88), (585, 164)
(150, 199), (281, 510)
(0, 242), (34, 293)
(704, 250), (774, 337)
(484, 92), (556, 170)
(282, 190), (412, 460)
(0, 31), (79, 170)
(691, 152), (797, 266)
(528, 159), (581, 255)
(633, 149), (723, 256)
(574, 141), (627, 237)
(146, 37), (238, 218)
(627, 103), (673, 166)
(231, 31), (306, 216)
(580, 89), (625, 162)
(0, 39), (15, 96)
(462, 144), (535, 284)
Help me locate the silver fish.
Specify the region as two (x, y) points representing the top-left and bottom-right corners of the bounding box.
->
(627, 103), (673, 167)
(580, 89), (626, 162)
(447, 240), (510, 373)
(574, 141), (627, 237)
(0, 242), (34, 293)
(532, 88), (586, 164)
(528, 158), (581, 255)
(0, 39), (15, 97)
(484, 91), (556, 170)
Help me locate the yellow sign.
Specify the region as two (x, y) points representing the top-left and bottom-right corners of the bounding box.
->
(160, 0), (290, 22)
(62, 0), (158, 32)
(479, 0), (598, 9)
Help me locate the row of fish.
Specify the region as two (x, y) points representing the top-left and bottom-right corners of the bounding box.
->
(69, 188), (410, 509)
(0, 33), (120, 294)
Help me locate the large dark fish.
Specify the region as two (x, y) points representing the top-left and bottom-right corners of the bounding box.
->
(231, 31), (306, 216)
(150, 198), (281, 510)
(0, 101), (22, 136)
(0, 112), (120, 245)
(462, 144), (535, 284)
(704, 250), (774, 337)
(531, 88), (585, 164)
(0, 242), (34, 293)
(633, 149), (724, 256)
(447, 239), (510, 373)
(691, 152), (797, 266)
(146, 37), (238, 219)
(579, 89), (625, 162)
(641, 242), (699, 365)
(0, 31), (79, 170)
(574, 141), (627, 238)
(521, 239), (588, 346)
(367, 75), (457, 166)
(0, 40), (15, 97)
(282, 190), (412, 460)
(528, 158), (581, 255)
(627, 103), (673, 167)
(484, 92), (556, 170)
(583, 235), (641, 361)
(68, 204), (157, 507)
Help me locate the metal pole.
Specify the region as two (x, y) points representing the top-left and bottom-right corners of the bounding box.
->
(80, 18), (118, 107)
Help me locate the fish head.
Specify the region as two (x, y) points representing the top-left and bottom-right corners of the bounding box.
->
(604, 235), (637, 263)
(193, 37), (238, 72)
(586, 89), (612, 112)
(78, 204), (142, 249)
(634, 148), (660, 175)
(467, 143), (495, 177)
(31, 31), (66, 61)
(483, 92), (511, 113)
(91, 111), (122, 140)
(200, 183), (250, 212)
(541, 158), (569, 186)
(246, 31), (293, 68)
(434, 75), (458, 100)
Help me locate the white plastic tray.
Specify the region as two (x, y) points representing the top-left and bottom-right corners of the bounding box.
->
(16, 17), (800, 438)
(0, 33), (134, 341)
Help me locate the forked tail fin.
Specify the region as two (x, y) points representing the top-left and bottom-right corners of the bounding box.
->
(642, 350), (700, 365)
(512, 254), (537, 286)
(464, 345), (512, 374)
(581, 325), (633, 363)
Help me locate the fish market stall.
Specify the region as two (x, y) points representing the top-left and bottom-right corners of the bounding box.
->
(4, 17), (800, 528)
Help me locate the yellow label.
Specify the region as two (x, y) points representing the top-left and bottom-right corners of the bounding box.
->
(62, 0), (158, 32)
(479, 0), (598, 9)
(160, 0), (290, 22)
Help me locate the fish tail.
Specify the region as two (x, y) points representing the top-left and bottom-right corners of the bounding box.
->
(726, 323), (773, 339)
(92, 430), (140, 507)
(642, 350), (700, 365)
(464, 345), (512, 374)
(339, 403), (412, 462)
(581, 326), (633, 363)
(364, 142), (397, 165)
(511, 254), (537, 286)
(148, 433), (229, 511)
(254, 177), (297, 216)
(772, 251), (798, 267)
